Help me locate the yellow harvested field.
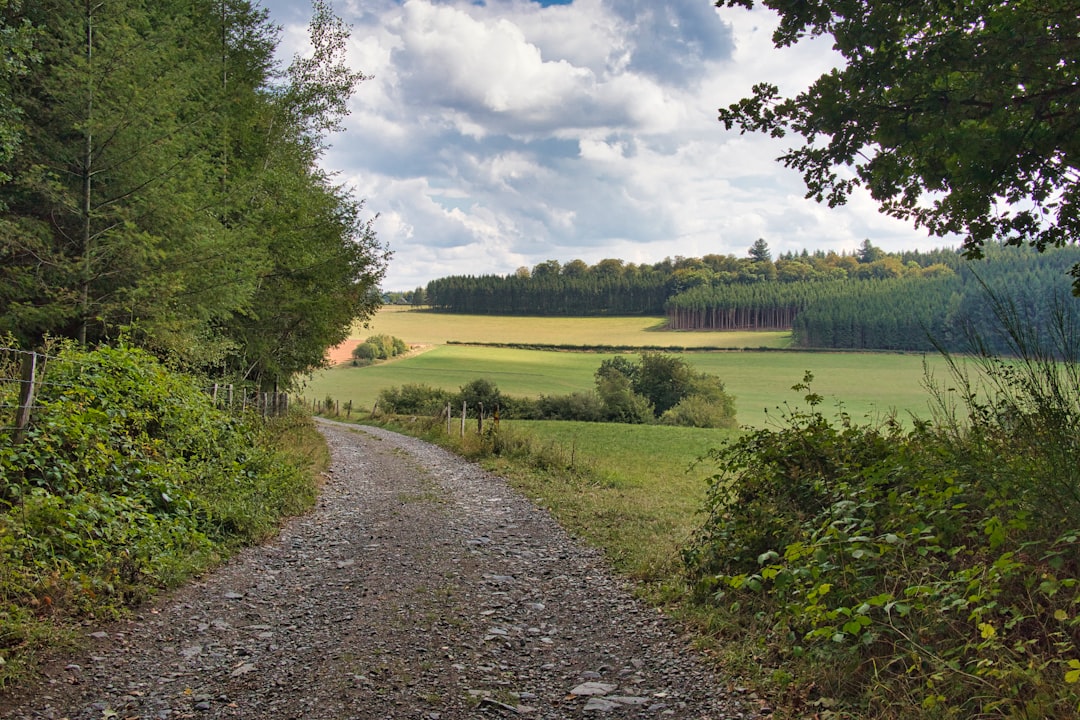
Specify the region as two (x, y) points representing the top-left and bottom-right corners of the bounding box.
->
(353, 306), (791, 349)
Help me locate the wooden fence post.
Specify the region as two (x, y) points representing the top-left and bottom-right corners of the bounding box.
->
(460, 401), (466, 437)
(13, 352), (37, 444)
(446, 403), (451, 434)
(478, 401), (483, 433)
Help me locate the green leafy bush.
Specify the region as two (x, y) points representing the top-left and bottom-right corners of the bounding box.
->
(683, 369), (1080, 717)
(0, 343), (320, 683)
(352, 334), (408, 364)
(373, 353), (737, 428)
(456, 378), (502, 417)
(376, 383), (452, 415)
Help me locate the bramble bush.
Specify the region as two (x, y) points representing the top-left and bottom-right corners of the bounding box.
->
(0, 342), (321, 684)
(683, 363), (1080, 717)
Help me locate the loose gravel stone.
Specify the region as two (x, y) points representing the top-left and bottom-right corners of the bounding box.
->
(0, 421), (747, 719)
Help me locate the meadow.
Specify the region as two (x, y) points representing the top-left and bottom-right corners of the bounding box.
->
(305, 342), (946, 429)
(487, 420), (738, 580)
(309, 306), (952, 576)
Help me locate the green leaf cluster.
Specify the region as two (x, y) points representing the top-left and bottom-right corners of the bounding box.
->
(0, 342), (319, 681)
(351, 334), (409, 365)
(716, 0), (1080, 290)
(683, 363), (1080, 716)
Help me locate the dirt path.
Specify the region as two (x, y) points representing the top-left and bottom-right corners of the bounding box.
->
(2, 422), (749, 719)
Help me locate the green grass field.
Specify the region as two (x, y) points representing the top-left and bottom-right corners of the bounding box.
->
(309, 307), (949, 428)
(491, 420), (739, 578)
(304, 344), (947, 429)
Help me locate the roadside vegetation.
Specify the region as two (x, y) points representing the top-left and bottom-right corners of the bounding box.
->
(334, 300), (1080, 718)
(0, 343), (326, 685)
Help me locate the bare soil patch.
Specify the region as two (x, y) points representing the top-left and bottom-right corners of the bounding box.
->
(324, 341), (434, 367)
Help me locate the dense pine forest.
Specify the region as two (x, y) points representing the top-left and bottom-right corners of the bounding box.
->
(424, 242), (1080, 354)
(0, 0), (387, 388)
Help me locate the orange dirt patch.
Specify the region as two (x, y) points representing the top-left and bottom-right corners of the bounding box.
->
(324, 341), (434, 367)
(325, 339), (363, 366)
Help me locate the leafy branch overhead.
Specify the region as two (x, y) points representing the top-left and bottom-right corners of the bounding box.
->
(717, 0), (1080, 287)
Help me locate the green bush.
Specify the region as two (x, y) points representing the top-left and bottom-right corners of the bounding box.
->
(682, 370), (1080, 717)
(352, 334), (408, 364)
(534, 391), (608, 422)
(351, 341), (380, 363)
(376, 383), (452, 415)
(0, 342), (319, 683)
(456, 378), (502, 417)
(594, 352), (736, 425)
(660, 395), (737, 429)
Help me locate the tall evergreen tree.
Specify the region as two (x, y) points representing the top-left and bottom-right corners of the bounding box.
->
(0, 0), (387, 383)
(749, 238), (772, 263)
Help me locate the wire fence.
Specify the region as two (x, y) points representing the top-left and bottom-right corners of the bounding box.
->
(0, 347), (290, 442)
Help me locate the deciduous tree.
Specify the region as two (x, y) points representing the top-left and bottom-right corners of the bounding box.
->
(716, 0), (1080, 289)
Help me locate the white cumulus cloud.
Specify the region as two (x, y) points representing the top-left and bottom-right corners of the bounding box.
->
(265, 0), (950, 290)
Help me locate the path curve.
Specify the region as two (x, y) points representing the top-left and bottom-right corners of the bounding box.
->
(3, 421), (749, 719)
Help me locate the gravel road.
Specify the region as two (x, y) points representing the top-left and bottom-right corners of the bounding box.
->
(2, 421), (752, 719)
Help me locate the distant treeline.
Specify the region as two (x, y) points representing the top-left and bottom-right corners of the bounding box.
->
(424, 244), (959, 316)
(790, 247), (1080, 353)
(422, 243), (1080, 353)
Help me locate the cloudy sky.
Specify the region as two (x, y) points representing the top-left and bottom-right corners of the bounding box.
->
(261, 0), (955, 290)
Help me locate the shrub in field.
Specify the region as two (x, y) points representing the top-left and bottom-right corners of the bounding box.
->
(351, 341), (379, 364)
(683, 365), (1080, 717)
(374, 352), (737, 427)
(534, 391), (608, 422)
(456, 378), (502, 417)
(351, 334), (408, 365)
(376, 383), (451, 415)
(0, 343), (319, 683)
(660, 395), (737, 429)
(595, 370), (653, 423)
(596, 352), (735, 427)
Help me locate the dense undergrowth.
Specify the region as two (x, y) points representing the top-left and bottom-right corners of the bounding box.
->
(0, 343), (326, 685)
(683, 326), (1080, 716)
